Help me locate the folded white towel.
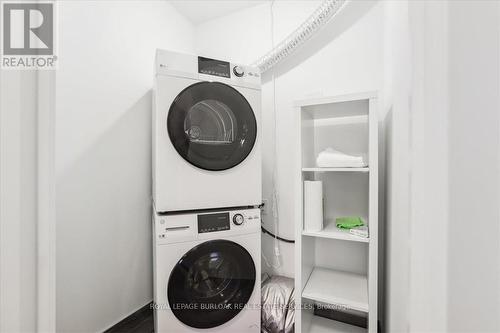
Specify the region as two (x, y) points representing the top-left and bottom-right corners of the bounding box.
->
(316, 148), (367, 168)
(350, 226), (369, 238)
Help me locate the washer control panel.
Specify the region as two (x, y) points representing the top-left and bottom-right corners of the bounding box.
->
(155, 208), (261, 244)
(233, 213), (244, 225)
(197, 209), (260, 233)
(198, 212), (230, 233)
(230, 210), (260, 227)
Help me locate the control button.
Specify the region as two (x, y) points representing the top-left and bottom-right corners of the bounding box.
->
(160, 219), (165, 224)
(233, 213), (244, 225)
(233, 66), (244, 77)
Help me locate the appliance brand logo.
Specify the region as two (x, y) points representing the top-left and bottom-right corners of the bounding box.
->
(1, 1), (57, 69)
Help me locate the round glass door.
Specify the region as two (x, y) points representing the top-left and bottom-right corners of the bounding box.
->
(167, 240), (256, 329)
(167, 82), (257, 171)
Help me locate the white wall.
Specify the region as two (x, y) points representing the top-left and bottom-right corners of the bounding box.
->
(0, 71), (39, 333)
(383, 1), (451, 331)
(407, 1), (450, 330)
(382, 2), (412, 331)
(195, 0), (385, 279)
(447, 1), (500, 331)
(55, 2), (195, 332)
(385, 1), (500, 332)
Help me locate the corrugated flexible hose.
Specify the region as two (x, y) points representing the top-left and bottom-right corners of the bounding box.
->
(252, 0), (347, 73)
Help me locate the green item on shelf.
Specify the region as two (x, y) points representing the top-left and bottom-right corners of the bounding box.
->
(336, 216), (364, 229)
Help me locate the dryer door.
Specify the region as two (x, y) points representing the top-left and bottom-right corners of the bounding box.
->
(167, 82), (257, 171)
(167, 240), (256, 329)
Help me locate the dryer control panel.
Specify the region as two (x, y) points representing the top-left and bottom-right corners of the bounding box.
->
(155, 50), (261, 88)
(198, 57), (230, 78)
(197, 56), (260, 81)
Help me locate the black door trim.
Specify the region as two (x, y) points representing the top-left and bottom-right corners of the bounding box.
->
(167, 81), (257, 171)
(167, 240), (256, 329)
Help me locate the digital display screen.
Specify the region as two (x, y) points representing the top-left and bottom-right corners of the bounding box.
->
(198, 212), (230, 233)
(198, 56), (230, 78)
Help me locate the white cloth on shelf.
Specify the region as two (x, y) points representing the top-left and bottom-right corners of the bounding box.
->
(316, 148), (367, 168)
(350, 226), (369, 238)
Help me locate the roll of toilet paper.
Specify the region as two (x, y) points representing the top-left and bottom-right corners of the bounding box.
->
(304, 181), (323, 232)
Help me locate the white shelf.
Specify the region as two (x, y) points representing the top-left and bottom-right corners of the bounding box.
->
(303, 222), (369, 243)
(313, 115), (368, 127)
(302, 267), (369, 313)
(308, 316), (367, 333)
(295, 91), (377, 107)
(302, 167), (369, 173)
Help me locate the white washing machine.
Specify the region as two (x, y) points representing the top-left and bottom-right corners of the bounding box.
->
(153, 50), (262, 213)
(153, 208), (261, 332)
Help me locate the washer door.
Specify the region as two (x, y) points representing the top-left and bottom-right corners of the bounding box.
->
(167, 82), (257, 171)
(167, 240), (256, 329)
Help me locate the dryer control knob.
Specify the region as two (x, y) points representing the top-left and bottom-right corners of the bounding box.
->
(233, 214), (244, 225)
(233, 66), (244, 77)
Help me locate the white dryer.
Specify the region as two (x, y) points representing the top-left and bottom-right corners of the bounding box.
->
(153, 50), (262, 213)
(153, 208), (261, 332)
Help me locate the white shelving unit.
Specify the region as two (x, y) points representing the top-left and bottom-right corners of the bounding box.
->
(302, 267), (369, 312)
(294, 92), (379, 333)
(302, 167), (369, 173)
(309, 316), (367, 333)
(302, 221), (369, 243)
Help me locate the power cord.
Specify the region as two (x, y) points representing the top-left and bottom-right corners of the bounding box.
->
(261, 225), (295, 244)
(259, 202), (295, 244)
(268, 0), (283, 270)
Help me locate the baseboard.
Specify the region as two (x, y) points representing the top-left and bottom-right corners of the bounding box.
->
(103, 302), (153, 333)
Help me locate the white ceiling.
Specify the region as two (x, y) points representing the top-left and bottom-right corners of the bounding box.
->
(170, 1), (267, 25)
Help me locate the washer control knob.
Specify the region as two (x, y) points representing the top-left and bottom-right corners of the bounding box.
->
(233, 213), (244, 226)
(233, 66), (244, 77)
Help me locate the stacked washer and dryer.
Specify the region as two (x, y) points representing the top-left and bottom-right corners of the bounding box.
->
(152, 50), (262, 332)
